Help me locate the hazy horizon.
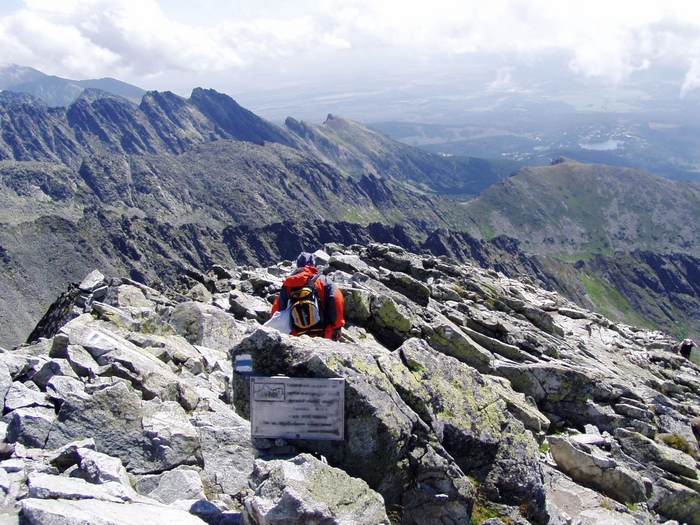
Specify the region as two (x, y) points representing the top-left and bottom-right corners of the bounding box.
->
(3, 1), (700, 124)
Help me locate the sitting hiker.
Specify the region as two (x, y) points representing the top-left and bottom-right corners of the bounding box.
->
(680, 338), (696, 359)
(271, 251), (345, 340)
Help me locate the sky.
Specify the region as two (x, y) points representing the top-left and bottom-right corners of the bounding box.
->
(2, 0), (700, 121)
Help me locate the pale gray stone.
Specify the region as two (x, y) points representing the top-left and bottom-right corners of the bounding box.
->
(328, 254), (373, 275)
(170, 301), (247, 351)
(194, 345), (231, 375)
(79, 270), (106, 293)
(0, 362), (11, 408)
(45, 375), (89, 403)
(616, 428), (698, 479)
(4, 382), (52, 411)
(425, 315), (494, 373)
(548, 436), (647, 504)
(32, 358), (80, 390)
(90, 302), (141, 331)
(5, 407), (55, 448)
(0, 468), (9, 494)
(648, 477), (700, 525)
(27, 472), (123, 503)
(228, 291), (270, 321)
(46, 382), (198, 475)
(244, 454), (390, 525)
(140, 400), (200, 473)
(0, 459), (25, 474)
(77, 448), (131, 486)
(194, 409), (255, 496)
(141, 467), (205, 505)
(20, 497), (209, 525)
(62, 319), (195, 405)
(116, 284), (157, 309)
(64, 344), (99, 379)
(47, 438), (96, 472)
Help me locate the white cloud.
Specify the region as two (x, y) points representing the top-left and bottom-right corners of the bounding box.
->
(2, 0), (700, 96)
(682, 59), (700, 97)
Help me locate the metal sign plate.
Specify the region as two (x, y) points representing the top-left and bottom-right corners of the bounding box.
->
(250, 376), (345, 440)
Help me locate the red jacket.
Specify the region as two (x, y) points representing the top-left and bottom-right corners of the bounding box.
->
(271, 265), (345, 338)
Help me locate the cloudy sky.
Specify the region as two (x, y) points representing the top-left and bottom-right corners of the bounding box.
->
(2, 0), (700, 120)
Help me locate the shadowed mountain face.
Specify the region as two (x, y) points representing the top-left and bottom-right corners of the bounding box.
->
(1, 83), (700, 349)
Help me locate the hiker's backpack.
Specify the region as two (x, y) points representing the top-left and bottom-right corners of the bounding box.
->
(289, 276), (325, 335)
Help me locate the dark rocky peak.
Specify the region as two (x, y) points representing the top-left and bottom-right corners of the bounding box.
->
(283, 117), (339, 152)
(190, 88), (296, 147)
(283, 116), (310, 137)
(67, 91), (162, 157)
(0, 100), (66, 164)
(0, 90), (47, 108)
(283, 116), (362, 177)
(357, 172), (394, 203)
(72, 87), (138, 107)
(323, 112), (379, 136)
(137, 90), (208, 154)
(551, 155), (571, 165)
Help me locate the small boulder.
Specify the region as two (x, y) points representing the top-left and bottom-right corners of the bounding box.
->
(243, 453), (390, 525)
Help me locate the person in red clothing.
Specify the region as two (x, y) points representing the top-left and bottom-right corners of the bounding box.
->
(270, 252), (345, 340)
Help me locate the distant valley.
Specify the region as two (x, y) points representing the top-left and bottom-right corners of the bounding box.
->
(372, 105), (700, 183)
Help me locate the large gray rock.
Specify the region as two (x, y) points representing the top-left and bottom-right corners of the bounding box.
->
(75, 448), (131, 486)
(496, 362), (629, 433)
(57, 316), (185, 404)
(548, 435), (647, 504)
(243, 453), (390, 525)
(4, 382), (52, 412)
(46, 381), (200, 474)
(134, 466), (205, 505)
(0, 362), (12, 408)
(193, 408), (255, 496)
(648, 477), (700, 525)
(170, 301), (249, 350)
(378, 338), (548, 524)
(4, 406), (55, 448)
(616, 428), (698, 479)
(26, 472), (128, 503)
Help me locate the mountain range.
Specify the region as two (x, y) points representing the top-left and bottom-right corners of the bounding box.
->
(0, 64), (146, 107)
(1, 65), (700, 352)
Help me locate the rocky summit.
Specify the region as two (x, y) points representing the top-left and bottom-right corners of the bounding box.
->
(0, 243), (699, 525)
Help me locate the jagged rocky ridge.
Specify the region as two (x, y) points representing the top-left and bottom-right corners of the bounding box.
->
(0, 243), (699, 524)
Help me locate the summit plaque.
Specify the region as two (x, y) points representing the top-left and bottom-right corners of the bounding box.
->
(250, 376), (345, 440)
